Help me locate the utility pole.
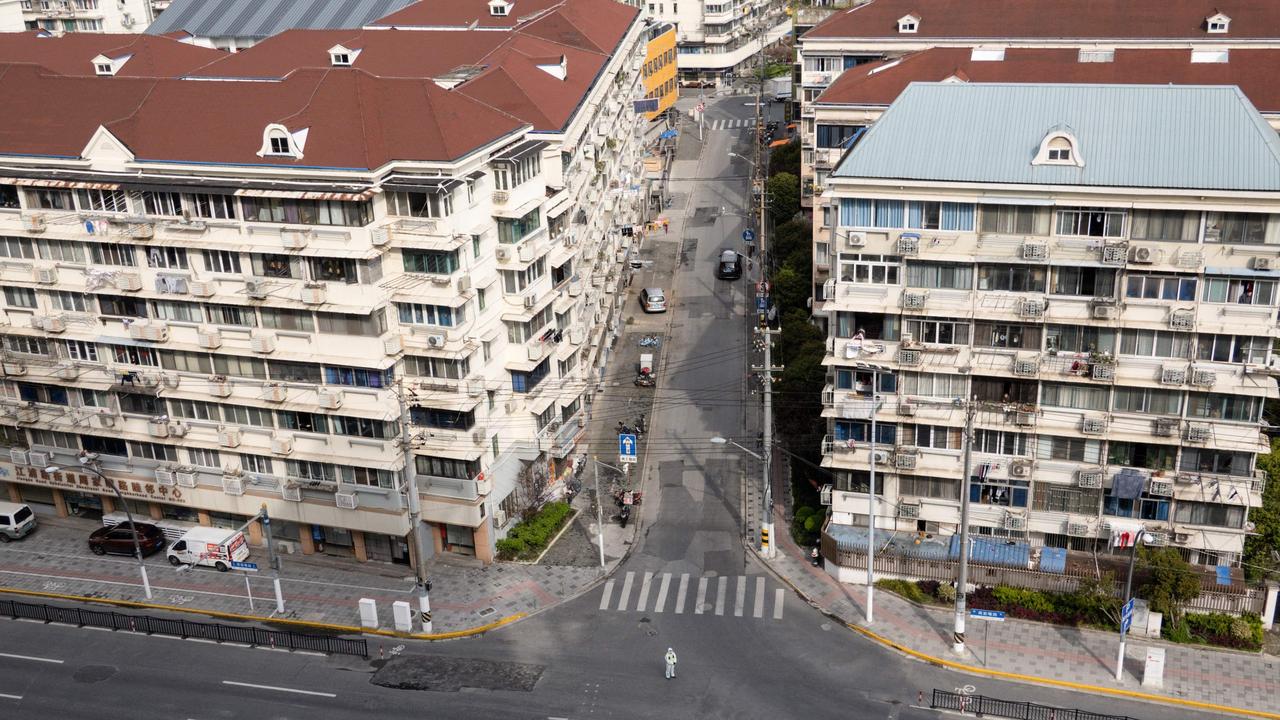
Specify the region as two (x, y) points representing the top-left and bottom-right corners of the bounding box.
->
(259, 504), (286, 614)
(397, 379), (433, 633)
(867, 369), (877, 624)
(593, 455), (606, 570)
(952, 396), (976, 654)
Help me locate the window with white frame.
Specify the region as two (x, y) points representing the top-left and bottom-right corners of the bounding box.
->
(145, 246), (188, 269)
(905, 424), (961, 449)
(1041, 381), (1109, 411)
(903, 317), (970, 345)
(1195, 334), (1268, 364)
(187, 448), (221, 468)
(184, 193), (236, 219)
(1035, 435), (1102, 463)
(905, 261), (970, 289)
(387, 191), (453, 218)
(492, 154), (540, 191)
(36, 239), (84, 263)
(76, 189), (128, 214)
(836, 253), (900, 284)
(500, 257), (547, 294)
(980, 204), (1051, 235)
(1119, 329), (1192, 359)
(0, 236), (33, 259)
(1055, 207), (1125, 238)
(1204, 212), (1274, 244)
(89, 243), (136, 266)
(1201, 276), (1277, 305)
(62, 339), (97, 362)
(1188, 393), (1259, 422)
(900, 372), (966, 399)
(1045, 324), (1115, 354)
(240, 453), (274, 475)
(1130, 209), (1198, 242)
(1125, 272), (1197, 302)
(142, 191), (183, 217)
(1112, 387), (1182, 415)
(397, 302), (462, 327)
(974, 429), (1028, 455)
(203, 249), (241, 274)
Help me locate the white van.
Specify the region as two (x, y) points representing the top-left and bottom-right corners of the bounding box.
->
(0, 501), (36, 542)
(166, 527), (249, 571)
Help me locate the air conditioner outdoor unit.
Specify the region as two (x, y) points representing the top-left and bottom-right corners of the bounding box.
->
(154, 466), (176, 486)
(9, 449), (28, 466)
(1018, 299), (1045, 318)
(1101, 243), (1128, 265)
(147, 419), (170, 438)
(222, 476), (245, 496)
(263, 383), (287, 402)
(189, 280), (216, 297)
(218, 426), (242, 447)
(1067, 522), (1091, 537)
(1251, 257), (1274, 271)
(1077, 470), (1104, 489)
(842, 231), (866, 249)
(129, 321), (169, 343)
(896, 234), (919, 256)
(1003, 514), (1026, 531)
(249, 333), (277, 354)
(197, 328), (222, 349)
(27, 450), (48, 468)
(245, 279), (268, 299)
(300, 282), (326, 305)
(457, 276), (472, 293)
(472, 429), (486, 444)
(115, 272), (143, 291)
(897, 349), (922, 366)
(495, 246), (512, 262)
(383, 335), (403, 355)
(1015, 411), (1036, 426)
(1191, 369), (1216, 387)
(1148, 480), (1174, 497)
(1174, 532), (1192, 545)
(318, 388), (344, 409)
(271, 434), (294, 455)
(1081, 418), (1107, 435)
(820, 484), (833, 506)
(902, 291), (927, 310)
(1185, 424), (1211, 443)
(1010, 461), (1031, 478)
(898, 503), (920, 519)
(1168, 310), (1194, 331)
(33, 267), (57, 284)
(494, 508), (509, 527)
(175, 470), (197, 488)
(1131, 246), (1159, 264)
(281, 230), (311, 249)
(1145, 532), (1168, 546)
(1090, 363), (1115, 381)
(893, 448), (917, 470)
(22, 214), (46, 233)
(1013, 358), (1038, 377)
(524, 295), (538, 308)
(1021, 242), (1048, 261)
(872, 449), (891, 465)
(1153, 418), (1177, 437)
(504, 399), (518, 413)
(1159, 367), (1186, 385)
(35, 315), (66, 333)
(168, 422), (188, 438)
(426, 333), (446, 348)
(897, 402), (916, 416)
(210, 378), (232, 397)
(335, 492), (358, 510)
(1091, 304), (1117, 320)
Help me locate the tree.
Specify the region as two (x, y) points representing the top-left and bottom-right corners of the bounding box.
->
(770, 218), (811, 265)
(1244, 437), (1280, 582)
(768, 138), (801, 179)
(1138, 546), (1201, 626)
(767, 172), (800, 226)
(771, 265), (810, 316)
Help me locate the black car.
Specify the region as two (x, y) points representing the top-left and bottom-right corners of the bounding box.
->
(716, 249), (742, 280)
(88, 522), (167, 557)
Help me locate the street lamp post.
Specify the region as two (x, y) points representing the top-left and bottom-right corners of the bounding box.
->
(587, 456), (628, 571)
(855, 361), (890, 625)
(1116, 527), (1152, 681)
(47, 462), (152, 600)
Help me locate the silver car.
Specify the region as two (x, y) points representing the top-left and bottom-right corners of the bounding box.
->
(640, 287), (667, 313)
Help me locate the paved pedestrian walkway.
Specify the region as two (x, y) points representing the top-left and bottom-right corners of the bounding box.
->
(762, 525), (1280, 717)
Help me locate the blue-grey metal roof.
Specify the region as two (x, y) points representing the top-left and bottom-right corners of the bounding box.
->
(832, 83), (1280, 192)
(147, 0), (417, 39)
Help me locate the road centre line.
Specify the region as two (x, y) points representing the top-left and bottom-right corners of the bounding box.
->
(0, 651), (62, 664)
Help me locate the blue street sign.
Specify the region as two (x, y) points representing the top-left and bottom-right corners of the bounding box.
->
(969, 608), (1006, 622)
(1121, 615), (1133, 634)
(231, 560), (259, 572)
(756, 296), (767, 311)
(618, 433), (638, 464)
(742, 228), (756, 243)
(1122, 598), (1135, 620)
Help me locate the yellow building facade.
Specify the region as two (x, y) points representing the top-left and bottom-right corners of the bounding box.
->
(642, 22), (677, 121)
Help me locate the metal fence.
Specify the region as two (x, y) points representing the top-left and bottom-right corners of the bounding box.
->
(0, 598), (368, 658)
(931, 690), (1139, 720)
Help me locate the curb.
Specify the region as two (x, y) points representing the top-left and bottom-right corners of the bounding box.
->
(753, 548), (1279, 720)
(0, 586), (524, 642)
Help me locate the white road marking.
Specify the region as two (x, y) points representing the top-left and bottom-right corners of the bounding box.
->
(653, 573), (672, 613)
(674, 573), (690, 614)
(635, 572), (654, 612)
(695, 577), (708, 615)
(734, 576), (746, 617)
(0, 652), (62, 664)
(714, 576), (727, 616)
(222, 680), (336, 698)
(616, 571), (635, 611)
(753, 577), (765, 618)
(599, 579), (615, 611)
(773, 589), (785, 620)
(0, 693), (22, 700)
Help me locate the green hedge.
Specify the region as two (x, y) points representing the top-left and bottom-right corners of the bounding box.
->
(495, 501), (573, 561)
(1166, 612), (1264, 651)
(874, 579), (933, 605)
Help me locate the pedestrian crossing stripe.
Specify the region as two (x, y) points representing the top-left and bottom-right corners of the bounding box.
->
(705, 118), (755, 130)
(599, 572), (784, 620)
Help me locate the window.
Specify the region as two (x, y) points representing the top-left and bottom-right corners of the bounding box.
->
(142, 192), (183, 217)
(501, 257), (547, 294)
(2, 286), (35, 309)
(1125, 272), (1197, 302)
(496, 208), (542, 244)
(900, 372), (965, 398)
(803, 56), (841, 73)
(977, 264), (1046, 293)
(1131, 209), (1197, 242)
(203, 249), (241, 274)
(974, 430), (1028, 455)
(267, 133), (291, 155)
(1041, 382), (1109, 411)
(905, 262), (970, 290)
(403, 355), (469, 380)
(415, 456), (479, 480)
(1175, 501), (1245, 529)
(145, 246), (188, 269)
(76, 189), (128, 213)
(1033, 485), (1100, 514)
(833, 367), (896, 394)
(16, 382), (68, 405)
(81, 435), (127, 457)
(1188, 393), (1259, 422)
(287, 460), (338, 483)
(268, 361), (322, 384)
(332, 416), (393, 438)
(129, 441), (177, 462)
(253, 307), (312, 332)
(1051, 267), (1115, 297)
(1202, 276), (1276, 305)
(492, 153), (541, 191)
(1104, 490), (1169, 522)
(118, 392), (163, 415)
(205, 304), (256, 327)
(832, 420), (896, 445)
(510, 358), (550, 393)
(160, 350), (211, 373)
(324, 365), (392, 388)
(1113, 387), (1182, 415)
(387, 191), (454, 218)
(62, 340), (97, 362)
(36, 239), (84, 263)
(279, 411), (327, 434)
(27, 190), (74, 210)
(98, 295), (148, 318)
(184, 193), (236, 220)
(980, 205), (1050, 236)
(397, 303), (461, 327)
(903, 317), (969, 345)
(1045, 138), (1072, 162)
(169, 398), (218, 421)
(241, 198), (370, 227)
(898, 475), (959, 501)
(308, 257), (358, 284)
(331, 52), (351, 65)
(830, 252), (899, 286)
(836, 198), (904, 229)
(1196, 334), (1268, 364)
(1204, 212), (1272, 245)
(50, 291), (88, 312)
(316, 310), (387, 337)
(1108, 441), (1176, 471)
(1180, 448), (1252, 477)
(252, 254), (296, 279)
(3, 336), (46, 356)
(403, 249), (459, 275)
(906, 424), (960, 449)
(1119, 329), (1192, 359)
(343, 466), (394, 488)
(970, 477), (1028, 507)
(833, 311), (899, 340)
(1044, 324), (1115, 354)
(1056, 207), (1125, 238)
(507, 305), (556, 344)
(89, 243), (136, 266)
(815, 124), (861, 149)
(411, 407), (475, 430)
(1035, 436), (1102, 463)
(213, 355), (266, 379)
(240, 454), (274, 474)
(0, 237), (33, 259)
(29, 430), (77, 449)
(187, 448), (221, 468)
(974, 322), (1041, 349)
(224, 405), (273, 427)
(905, 202), (974, 231)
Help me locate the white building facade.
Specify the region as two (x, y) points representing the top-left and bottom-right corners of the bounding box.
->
(1, 0), (152, 33)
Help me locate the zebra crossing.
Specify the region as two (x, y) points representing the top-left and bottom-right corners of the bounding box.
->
(703, 117), (754, 130)
(598, 571), (786, 620)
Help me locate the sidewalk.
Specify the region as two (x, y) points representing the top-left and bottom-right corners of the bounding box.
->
(762, 525), (1280, 718)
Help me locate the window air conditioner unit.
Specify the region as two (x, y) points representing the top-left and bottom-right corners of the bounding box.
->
(1018, 299), (1045, 318)
(1168, 310), (1194, 331)
(1015, 411), (1036, 426)
(271, 434), (294, 455)
(1066, 522), (1091, 537)
(1159, 366), (1186, 385)
(281, 483), (302, 502)
(263, 383), (287, 403)
(9, 449), (28, 466)
(1250, 257), (1274, 271)
(893, 448), (917, 470)
(902, 291), (927, 310)
(1130, 245), (1159, 264)
(1101, 243), (1128, 265)
(1148, 480), (1173, 497)
(245, 279), (269, 299)
(281, 229), (311, 249)
(896, 234), (919, 256)
(897, 349), (922, 366)
(35, 315), (66, 333)
(25, 450), (48, 467)
(197, 328), (222, 349)
(22, 214), (46, 233)
(147, 419), (170, 438)
(820, 484), (833, 506)
(1191, 369), (1216, 387)
(1003, 514), (1026, 531)
(1145, 532), (1168, 546)
(1021, 242), (1047, 261)
(495, 246), (512, 262)
(33, 266), (57, 284)
(168, 422), (188, 438)
(1153, 418), (1177, 437)
(1090, 363), (1115, 381)
(1076, 469), (1104, 488)
(222, 476), (245, 496)
(1012, 358), (1038, 377)
(249, 332), (277, 354)
(114, 272), (143, 291)
(336, 492), (358, 510)
(1091, 304), (1117, 320)
(317, 388), (343, 409)
(383, 335), (403, 355)
(189, 280), (216, 297)
(154, 466), (176, 486)
(1081, 418), (1107, 435)
(176, 469), (198, 488)
(1010, 460), (1032, 477)
(300, 282), (326, 305)
(1185, 424), (1211, 443)
(218, 426), (242, 447)
(896, 402), (916, 416)
(898, 502), (920, 519)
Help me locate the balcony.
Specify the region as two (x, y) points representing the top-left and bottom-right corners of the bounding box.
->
(422, 475), (480, 501)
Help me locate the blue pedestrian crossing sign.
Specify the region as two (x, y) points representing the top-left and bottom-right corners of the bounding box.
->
(742, 229), (755, 243)
(619, 433), (638, 464)
(1121, 598), (1135, 634)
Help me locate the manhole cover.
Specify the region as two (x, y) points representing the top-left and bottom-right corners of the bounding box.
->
(476, 607), (496, 617)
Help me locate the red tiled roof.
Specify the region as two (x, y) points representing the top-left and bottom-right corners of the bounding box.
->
(816, 47), (1280, 113)
(373, 0), (564, 29)
(0, 31), (225, 77)
(805, 0), (1280, 40)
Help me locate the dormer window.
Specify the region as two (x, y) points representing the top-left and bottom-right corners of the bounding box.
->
(332, 52), (350, 66)
(489, 0), (511, 16)
(327, 44), (360, 67)
(257, 123), (307, 159)
(94, 62), (113, 75)
(90, 53), (129, 76)
(897, 13), (919, 33)
(269, 134), (290, 154)
(1032, 128), (1083, 167)
(1206, 12), (1230, 33)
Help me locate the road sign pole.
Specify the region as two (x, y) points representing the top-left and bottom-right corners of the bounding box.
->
(245, 573), (254, 612)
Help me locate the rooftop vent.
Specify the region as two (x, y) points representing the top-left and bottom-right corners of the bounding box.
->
(1077, 49), (1114, 63)
(1191, 49), (1229, 63)
(969, 47), (1004, 62)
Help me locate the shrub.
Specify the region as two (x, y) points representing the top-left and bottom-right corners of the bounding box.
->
(875, 579), (929, 604)
(935, 583), (956, 604)
(794, 507), (814, 523)
(1173, 612), (1264, 651)
(495, 537), (525, 560)
(992, 586), (1056, 616)
(496, 501), (572, 561)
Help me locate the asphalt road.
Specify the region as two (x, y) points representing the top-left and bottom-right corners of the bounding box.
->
(0, 93), (1225, 720)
